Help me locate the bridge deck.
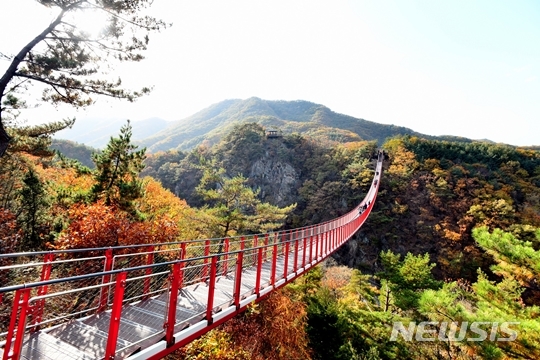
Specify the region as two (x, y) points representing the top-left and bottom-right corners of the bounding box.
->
(9, 245), (310, 359)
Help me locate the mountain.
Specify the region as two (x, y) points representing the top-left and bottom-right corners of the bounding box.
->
(50, 139), (97, 168)
(138, 97), (471, 153)
(55, 117), (168, 148)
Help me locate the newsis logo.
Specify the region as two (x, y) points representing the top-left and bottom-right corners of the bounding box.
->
(390, 321), (519, 342)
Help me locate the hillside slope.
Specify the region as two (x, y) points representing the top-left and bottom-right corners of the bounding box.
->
(138, 97), (467, 152)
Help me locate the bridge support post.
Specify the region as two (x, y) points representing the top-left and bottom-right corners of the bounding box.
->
(293, 235), (298, 273)
(178, 243), (186, 288)
(309, 235), (313, 264)
(283, 240), (290, 279)
(32, 252), (54, 332)
(271, 242), (278, 285)
(302, 231), (306, 268)
(222, 238), (230, 276)
(202, 240), (210, 280)
(234, 251), (244, 308)
(256, 247), (263, 295)
(105, 271), (127, 360)
(264, 234), (269, 261)
(314, 234), (319, 262)
(99, 248), (114, 311)
(206, 256), (218, 324)
(165, 263), (181, 347)
(252, 235), (258, 268)
(143, 245), (155, 300)
(3, 288), (31, 360)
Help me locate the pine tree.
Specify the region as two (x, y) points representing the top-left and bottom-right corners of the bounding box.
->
(18, 169), (49, 249)
(196, 166), (296, 238)
(91, 120), (146, 212)
(0, 0), (167, 157)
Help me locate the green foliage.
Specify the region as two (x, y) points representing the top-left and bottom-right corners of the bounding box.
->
(474, 227), (540, 303)
(379, 251), (442, 311)
(18, 169), (49, 249)
(7, 119), (76, 157)
(51, 139), (97, 168)
(401, 136), (540, 174)
(300, 265), (412, 360)
(196, 165), (295, 237)
(91, 121), (146, 212)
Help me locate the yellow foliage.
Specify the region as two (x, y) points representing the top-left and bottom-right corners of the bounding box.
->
(136, 177), (202, 240)
(387, 145), (418, 177)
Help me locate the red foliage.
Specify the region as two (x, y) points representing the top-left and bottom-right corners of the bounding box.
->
(0, 208), (22, 256)
(55, 202), (180, 250)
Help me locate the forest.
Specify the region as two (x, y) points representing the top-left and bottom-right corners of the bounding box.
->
(1, 121), (539, 359)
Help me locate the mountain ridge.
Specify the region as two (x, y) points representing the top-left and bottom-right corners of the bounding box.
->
(139, 97), (446, 152)
(55, 97), (507, 152)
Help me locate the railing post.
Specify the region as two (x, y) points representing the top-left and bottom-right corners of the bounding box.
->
(99, 248), (114, 311)
(178, 243), (186, 288)
(253, 235), (258, 267)
(329, 229), (333, 252)
(283, 240), (290, 279)
(309, 235), (313, 264)
(234, 251), (244, 308)
(264, 233), (269, 261)
(323, 231), (328, 256)
(32, 252), (54, 331)
(202, 239), (210, 280)
(206, 256), (218, 324)
(302, 230), (306, 268)
(315, 234), (319, 261)
(271, 242), (278, 284)
(3, 288), (31, 360)
(222, 238), (230, 277)
(165, 263), (181, 347)
(144, 245), (155, 300)
(281, 233), (286, 256)
(104, 271), (127, 360)
(255, 247), (263, 296)
(320, 232), (324, 258)
(293, 236), (299, 273)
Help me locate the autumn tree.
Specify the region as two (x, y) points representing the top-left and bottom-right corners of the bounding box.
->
(0, 0), (167, 157)
(175, 288), (311, 360)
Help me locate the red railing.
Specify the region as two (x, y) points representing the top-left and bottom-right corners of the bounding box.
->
(0, 153), (384, 360)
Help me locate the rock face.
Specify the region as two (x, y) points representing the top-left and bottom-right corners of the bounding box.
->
(250, 157), (300, 207)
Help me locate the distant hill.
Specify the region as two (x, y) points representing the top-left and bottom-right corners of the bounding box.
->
(138, 97), (474, 153)
(55, 117), (168, 149)
(50, 139), (97, 168)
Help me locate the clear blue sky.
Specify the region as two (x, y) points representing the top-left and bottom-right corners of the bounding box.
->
(2, 0), (539, 145)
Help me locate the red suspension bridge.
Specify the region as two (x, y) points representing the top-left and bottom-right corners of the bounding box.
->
(0, 153), (383, 360)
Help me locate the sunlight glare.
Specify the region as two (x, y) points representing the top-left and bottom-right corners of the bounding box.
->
(70, 8), (109, 38)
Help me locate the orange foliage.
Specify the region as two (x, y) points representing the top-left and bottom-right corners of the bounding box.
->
(55, 201), (180, 249)
(0, 208), (22, 259)
(175, 288), (311, 360)
(322, 265), (352, 294)
(34, 164), (94, 195)
(137, 178), (201, 240)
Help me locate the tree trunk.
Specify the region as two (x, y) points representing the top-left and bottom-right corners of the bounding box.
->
(0, 9), (65, 157)
(0, 120), (10, 157)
